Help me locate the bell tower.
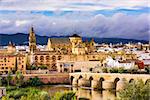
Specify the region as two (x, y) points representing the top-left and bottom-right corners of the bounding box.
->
(29, 26), (37, 53)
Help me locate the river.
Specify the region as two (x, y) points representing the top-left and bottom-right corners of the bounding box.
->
(38, 85), (118, 100)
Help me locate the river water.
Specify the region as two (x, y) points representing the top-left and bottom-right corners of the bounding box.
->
(38, 85), (117, 100)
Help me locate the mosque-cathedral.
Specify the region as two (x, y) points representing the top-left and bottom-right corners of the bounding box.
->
(0, 27), (137, 74)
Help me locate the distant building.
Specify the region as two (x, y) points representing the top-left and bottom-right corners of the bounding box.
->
(46, 38), (72, 54)
(57, 60), (101, 73)
(0, 42), (16, 54)
(0, 53), (26, 74)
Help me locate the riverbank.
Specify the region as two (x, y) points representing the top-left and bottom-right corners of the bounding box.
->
(1, 73), (70, 85)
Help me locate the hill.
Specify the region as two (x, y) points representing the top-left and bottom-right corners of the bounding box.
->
(0, 33), (148, 46)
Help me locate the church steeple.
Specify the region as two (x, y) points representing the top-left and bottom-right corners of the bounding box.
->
(29, 26), (36, 53)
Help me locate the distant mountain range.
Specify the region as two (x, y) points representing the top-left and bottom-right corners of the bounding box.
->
(0, 33), (148, 46)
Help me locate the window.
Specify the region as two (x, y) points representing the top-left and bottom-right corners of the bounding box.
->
(52, 56), (56, 61)
(19, 57), (21, 60)
(40, 56), (44, 60)
(4, 58), (6, 62)
(58, 56), (62, 60)
(35, 56), (38, 60)
(22, 65), (24, 69)
(46, 56), (50, 60)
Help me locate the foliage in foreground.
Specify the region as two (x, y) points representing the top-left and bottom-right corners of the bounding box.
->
(51, 91), (76, 100)
(2, 87), (49, 100)
(118, 79), (150, 100)
(27, 76), (43, 86)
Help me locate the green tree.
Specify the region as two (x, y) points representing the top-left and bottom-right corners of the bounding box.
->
(118, 67), (125, 73)
(5, 87), (49, 100)
(38, 65), (47, 69)
(27, 76), (43, 86)
(6, 71), (12, 87)
(15, 71), (24, 88)
(101, 67), (108, 73)
(118, 79), (150, 100)
(20, 88), (49, 100)
(145, 66), (150, 74)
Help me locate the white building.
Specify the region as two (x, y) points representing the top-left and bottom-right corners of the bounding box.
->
(57, 60), (101, 72)
(105, 56), (135, 69)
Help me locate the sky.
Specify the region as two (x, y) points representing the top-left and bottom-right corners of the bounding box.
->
(0, 0), (150, 40)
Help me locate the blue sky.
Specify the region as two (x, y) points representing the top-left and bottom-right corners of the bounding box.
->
(0, 0), (149, 40)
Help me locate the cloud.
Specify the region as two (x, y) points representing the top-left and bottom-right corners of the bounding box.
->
(0, 0), (149, 11)
(0, 11), (149, 40)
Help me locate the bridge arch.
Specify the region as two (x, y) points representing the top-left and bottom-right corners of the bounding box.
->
(114, 77), (120, 89)
(70, 76), (74, 84)
(145, 79), (150, 85)
(79, 75), (83, 79)
(129, 79), (134, 83)
(99, 77), (105, 90)
(89, 76), (94, 87)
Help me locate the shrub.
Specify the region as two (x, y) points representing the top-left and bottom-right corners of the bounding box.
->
(108, 67), (118, 73)
(5, 87), (49, 100)
(38, 65), (48, 69)
(101, 67), (108, 73)
(118, 79), (150, 100)
(27, 76), (43, 86)
(127, 67), (138, 74)
(6, 86), (17, 91)
(118, 67), (125, 73)
(31, 66), (37, 70)
(145, 66), (150, 74)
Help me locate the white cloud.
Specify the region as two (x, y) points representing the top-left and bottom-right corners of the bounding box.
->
(0, 11), (149, 40)
(0, 0), (148, 11)
(15, 20), (29, 26)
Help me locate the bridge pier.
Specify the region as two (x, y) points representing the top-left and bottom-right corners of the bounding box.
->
(72, 78), (78, 86)
(116, 79), (126, 91)
(78, 78), (90, 87)
(91, 80), (100, 89)
(103, 80), (114, 90)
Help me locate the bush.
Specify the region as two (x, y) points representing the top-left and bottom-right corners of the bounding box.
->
(5, 87), (49, 100)
(6, 86), (17, 91)
(108, 67), (118, 73)
(118, 79), (150, 100)
(31, 66), (37, 70)
(101, 67), (108, 73)
(27, 76), (43, 86)
(118, 67), (125, 73)
(38, 65), (48, 69)
(127, 67), (138, 74)
(145, 66), (150, 74)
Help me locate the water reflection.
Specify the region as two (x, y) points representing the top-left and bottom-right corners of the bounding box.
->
(38, 85), (117, 100)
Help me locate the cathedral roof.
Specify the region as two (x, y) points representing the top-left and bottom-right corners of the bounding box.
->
(49, 38), (71, 45)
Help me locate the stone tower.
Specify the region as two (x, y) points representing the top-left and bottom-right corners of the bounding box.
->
(29, 27), (36, 53)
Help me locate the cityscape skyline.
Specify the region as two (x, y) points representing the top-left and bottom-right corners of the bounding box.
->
(0, 0), (149, 40)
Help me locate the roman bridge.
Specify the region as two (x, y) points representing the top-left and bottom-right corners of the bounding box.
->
(69, 73), (150, 91)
